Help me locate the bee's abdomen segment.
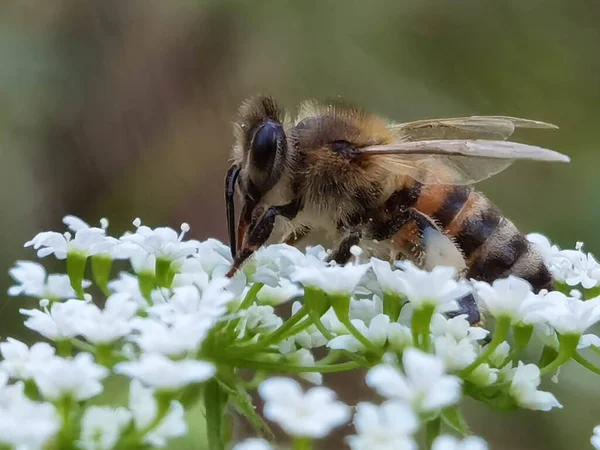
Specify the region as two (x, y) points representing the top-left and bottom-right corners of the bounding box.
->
(442, 191), (553, 292)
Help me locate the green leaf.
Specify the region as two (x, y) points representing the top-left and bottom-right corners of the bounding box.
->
(217, 379), (274, 440)
(441, 406), (471, 437)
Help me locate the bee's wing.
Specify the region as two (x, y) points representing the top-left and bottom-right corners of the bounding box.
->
(390, 116), (558, 141)
(362, 140), (569, 185)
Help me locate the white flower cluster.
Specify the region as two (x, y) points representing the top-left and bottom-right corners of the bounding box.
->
(2, 215), (599, 449)
(528, 233), (600, 291)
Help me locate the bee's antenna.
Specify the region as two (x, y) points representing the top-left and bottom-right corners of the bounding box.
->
(225, 165), (240, 256)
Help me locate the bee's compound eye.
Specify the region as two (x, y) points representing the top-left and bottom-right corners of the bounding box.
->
(251, 120), (284, 171)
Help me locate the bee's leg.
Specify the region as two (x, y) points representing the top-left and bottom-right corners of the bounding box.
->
(327, 231), (362, 264)
(365, 205), (483, 326)
(226, 200), (301, 278)
(281, 225), (312, 246)
(447, 293), (482, 326)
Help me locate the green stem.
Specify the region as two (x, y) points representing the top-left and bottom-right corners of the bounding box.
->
(57, 396), (76, 450)
(383, 293), (404, 322)
(56, 340), (72, 357)
(293, 438), (313, 450)
(459, 316), (511, 377)
(226, 359), (360, 373)
(71, 338), (95, 353)
(227, 306), (308, 356)
(204, 379), (227, 450)
(411, 304), (435, 351)
(277, 318), (314, 341)
(66, 252), (87, 299)
(573, 352), (600, 376)
(155, 258), (172, 288)
(316, 351), (342, 365)
(341, 317), (384, 357)
(539, 333), (579, 376)
(425, 416), (441, 450)
(225, 283), (264, 334)
(91, 255), (113, 296)
(310, 314), (335, 340)
(138, 272), (155, 302)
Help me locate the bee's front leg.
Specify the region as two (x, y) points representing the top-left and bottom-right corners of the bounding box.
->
(226, 200), (301, 278)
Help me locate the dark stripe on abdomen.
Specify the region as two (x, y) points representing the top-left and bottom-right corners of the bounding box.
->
(467, 232), (528, 282)
(454, 203), (502, 258)
(432, 185), (471, 227)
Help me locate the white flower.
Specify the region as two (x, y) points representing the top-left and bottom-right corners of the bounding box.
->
(128, 380), (187, 447)
(240, 305), (283, 335)
(259, 377), (350, 438)
(114, 353), (215, 390)
(75, 293), (139, 344)
(286, 302), (329, 349)
(233, 438), (273, 450)
(370, 258), (408, 295)
(366, 348), (461, 413)
(256, 278), (303, 305)
(32, 353), (109, 401)
(291, 263), (370, 296)
(108, 272), (148, 306)
(149, 280), (233, 327)
(591, 425), (600, 450)
(20, 299), (90, 340)
(528, 234), (600, 288)
(350, 296), (384, 325)
(80, 406), (132, 450)
(431, 435), (488, 450)
(284, 349), (322, 385)
(386, 323), (413, 352)
(328, 314), (392, 353)
(347, 401), (418, 450)
(474, 276), (549, 324)
(393, 262), (468, 313)
(560, 249), (600, 289)
(527, 233), (561, 264)
(195, 239), (233, 275)
(488, 341), (511, 367)
(128, 247), (156, 274)
(430, 314), (488, 342)
(8, 261), (91, 299)
(246, 244), (309, 286)
(466, 363), (498, 386)
(537, 291), (600, 335)
(433, 334), (478, 371)
(0, 338), (55, 380)
(0, 376), (60, 450)
(25, 227), (117, 259)
(120, 219), (201, 262)
(172, 257), (211, 290)
(130, 316), (212, 356)
(508, 362), (562, 411)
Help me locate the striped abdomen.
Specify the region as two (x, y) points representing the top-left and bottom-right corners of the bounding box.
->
(391, 180), (553, 292)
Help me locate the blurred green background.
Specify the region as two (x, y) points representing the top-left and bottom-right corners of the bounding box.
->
(1, 1), (599, 449)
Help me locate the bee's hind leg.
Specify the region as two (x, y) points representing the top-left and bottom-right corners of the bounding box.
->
(327, 231), (362, 265)
(447, 293), (481, 326)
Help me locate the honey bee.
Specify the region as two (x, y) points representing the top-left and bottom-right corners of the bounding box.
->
(224, 95), (569, 319)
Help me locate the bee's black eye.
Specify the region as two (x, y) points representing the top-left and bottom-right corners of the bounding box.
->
(251, 120), (284, 172)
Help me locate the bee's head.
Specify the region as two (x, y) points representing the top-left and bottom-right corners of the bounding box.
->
(226, 96), (289, 254)
(232, 95), (289, 197)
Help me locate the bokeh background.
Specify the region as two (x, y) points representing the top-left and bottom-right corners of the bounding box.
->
(1, 1), (599, 449)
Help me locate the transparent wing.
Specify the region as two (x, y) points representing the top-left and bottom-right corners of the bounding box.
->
(390, 116), (558, 141)
(363, 140), (569, 185)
